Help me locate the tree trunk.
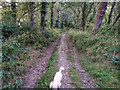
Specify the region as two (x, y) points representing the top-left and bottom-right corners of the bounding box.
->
(82, 2), (86, 31)
(108, 2), (116, 24)
(113, 13), (120, 25)
(92, 2), (108, 33)
(56, 8), (61, 28)
(61, 13), (64, 29)
(29, 2), (35, 26)
(11, 2), (16, 23)
(51, 2), (54, 28)
(76, 15), (79, 29)
(41, 2), (47, 30)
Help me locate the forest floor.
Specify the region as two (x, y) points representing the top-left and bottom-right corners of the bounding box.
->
(21, 34), (96, 88)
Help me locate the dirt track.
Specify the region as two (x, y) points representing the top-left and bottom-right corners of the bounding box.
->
(57, 34), (74, 88)
(22, 37), (59, 88)
(67, 34), (95, 88)
(22, 34), (95, 88)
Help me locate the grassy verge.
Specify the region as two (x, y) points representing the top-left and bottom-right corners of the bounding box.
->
(69, 30), (119, 88)
(69, 65), (83, 88)
(78, 53), (119, 88)
(36, 45), (59, 88)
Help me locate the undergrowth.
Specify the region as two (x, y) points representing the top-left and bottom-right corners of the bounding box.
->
(69, 28), (119, 88)
(2, 41), (30, 88)
(79, 56), (119, 88)
(2, 25), (60, 89)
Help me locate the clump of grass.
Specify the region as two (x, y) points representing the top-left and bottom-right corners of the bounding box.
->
(79, 55), (119, 88)
(69, 65), (83, 88)
(36, 47), (58, 88)
(67, 56), (74, 62)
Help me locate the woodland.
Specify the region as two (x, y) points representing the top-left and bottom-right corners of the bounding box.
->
(1, 1), (120, 89)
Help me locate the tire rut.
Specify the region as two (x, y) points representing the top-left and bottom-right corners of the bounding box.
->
(67, 34), (96, 88)
(58, 34), (75, 88)
(21, 37), (60, 88)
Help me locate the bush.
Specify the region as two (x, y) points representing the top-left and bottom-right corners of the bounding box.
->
(17, 27), (60, 48)
(2, 23), (20, 38)
(19, 23), (34, 32)
(17, 30), (52, 48)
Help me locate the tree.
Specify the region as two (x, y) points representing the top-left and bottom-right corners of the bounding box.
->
(80, 2), (94, 31)
(113, 13), (120, 25)
(51, 1), (55, 28)
(113, 2), (120, 25)
(11, 1), (16, 23)
(29, 2), (35, 26)
(92, 2), (108, 33)
(41, 2), (47, 30)
(61, 13), (64, 29)
(108, 2), (116, 24)
(55, 8), (61, 28)
(81, 2), (86, 31)
(66, 2), (94, 30)
(66, 3), (81, 29)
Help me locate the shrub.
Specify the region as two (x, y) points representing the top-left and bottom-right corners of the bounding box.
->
(19, 23), (34, 32)
(17, 27), (60, 48)
(2, 23), (20, 38)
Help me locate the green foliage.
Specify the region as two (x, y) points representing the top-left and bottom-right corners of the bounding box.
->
(2, 9), (20, 39)
(79, 58), (119, 88)
(2, 10), (14, 23)
(69, 28), (119, 88)
(17, 27), (59, 49)
(69, 27), (118, 64)
(69, 31), (99, 53)
(2, 23), (20, 38)
(69, 65), (83, 88)
(67, 56), (74, 62)
(2, 27), (60, 88)
(107, 54), (120, 69)
(2, 41), (29, 89)
(42, 30), (53, 38)
(19, 23), (34, 32)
